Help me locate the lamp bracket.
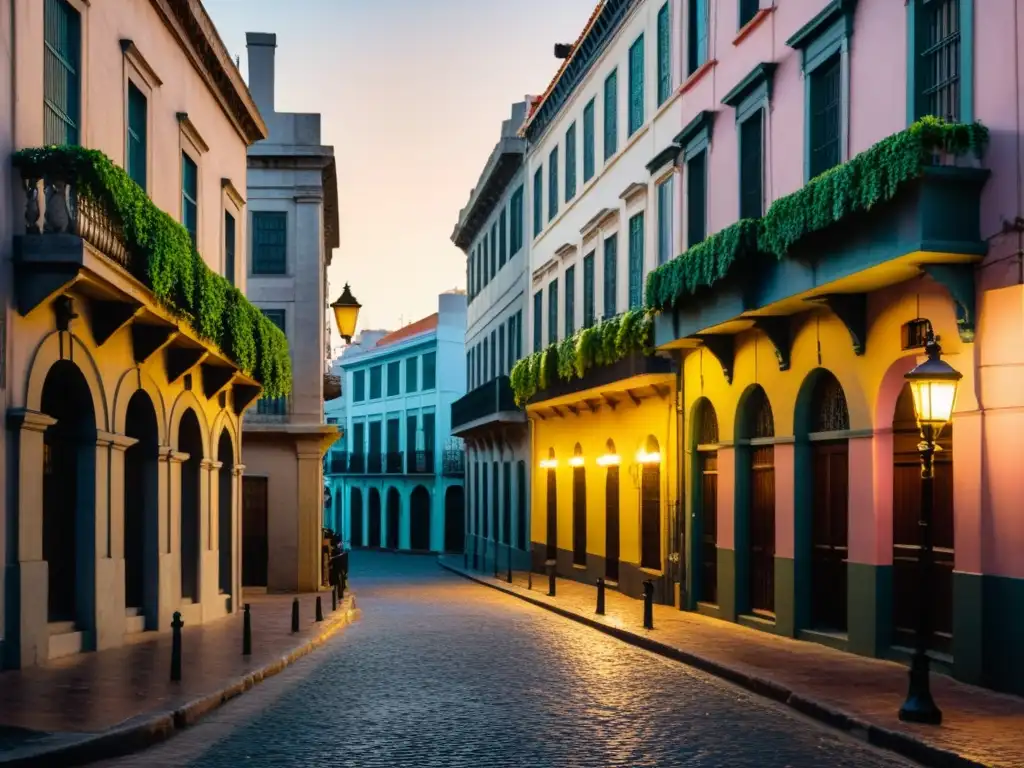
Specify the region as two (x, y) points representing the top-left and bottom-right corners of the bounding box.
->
(811, 293), (867, 356)
(753, 317), (792, 371)
(695, 334), (736, 384)
(921, 263), (976, 343)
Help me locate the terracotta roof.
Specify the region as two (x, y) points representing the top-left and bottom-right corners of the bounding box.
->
(375, 313), (439, 348)
(521, 0), (606, 133)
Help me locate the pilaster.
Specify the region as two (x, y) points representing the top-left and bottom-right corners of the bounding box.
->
(94, 430), (137, 650)
(296, 443), (324, 592)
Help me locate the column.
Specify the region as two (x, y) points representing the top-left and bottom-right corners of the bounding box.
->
(155, 446), (174, 630)
(201, 458), (222, 619)
(95, 430), (137, 650)
(773, 438), (796, 637)
(296, 441), (323, 592)
(232, 464), (245, 612)
(847, 433), (884, 657)
(166, 451), (188, 619)
(716, 446), (737, 622)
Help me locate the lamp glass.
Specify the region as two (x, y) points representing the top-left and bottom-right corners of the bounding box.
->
(568, 456), (585, 467)
(596, 454), (621, 467)
(636, 450), (661, 465)
(908, 378), (958, 426)
(332, 303), (359, 341)
(539, 458), (558, 469)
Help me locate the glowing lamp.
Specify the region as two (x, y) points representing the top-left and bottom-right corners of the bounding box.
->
(539, 458), (558, 469)
(596, 454), (621, 467)
(635, 450), (661, 465)
(568, 456), (585, 467)
(905, 332), (961, 431)
(330, 283), (362, 343)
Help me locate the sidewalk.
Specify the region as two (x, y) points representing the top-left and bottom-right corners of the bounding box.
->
(440, 559), (1023, 768)
(0, 589), (358, 766)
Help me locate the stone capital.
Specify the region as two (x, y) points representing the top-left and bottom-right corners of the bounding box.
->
(7, 408), (57, 434)
(97, 430), (139, 452)
(231, 463), (246, 477)
(208, 460), (224, 470)
(169, 450), (190, 464)
(158, 445), (174, 461)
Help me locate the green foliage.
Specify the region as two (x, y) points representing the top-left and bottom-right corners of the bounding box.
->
(644, 118), (990, 312)
(13, 145), (292, 398)
(509, 308), (653, 406)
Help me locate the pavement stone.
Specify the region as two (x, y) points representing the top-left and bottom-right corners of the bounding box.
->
(442, 560), (1024, 768)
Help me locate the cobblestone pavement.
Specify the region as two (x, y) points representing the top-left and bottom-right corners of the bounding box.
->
(99, 552), (915, 767)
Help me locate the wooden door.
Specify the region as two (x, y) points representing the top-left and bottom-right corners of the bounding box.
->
(750, 446), (775, 614)
(811, 441), (849, 631)
(605, 467), (620, 582)
(242, 476), (268, 587)
(699, 451), (718, 604)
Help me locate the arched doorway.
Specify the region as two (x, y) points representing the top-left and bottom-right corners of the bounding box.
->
(516, 461), (527, 551)
(124, 390), (158, 625)
(368, 488), (382, 548)
(807, 371), (850, 632)
(602, 440), (620, 582)
(178, 410), (203, 603)
(571, 444), (587, 566)
(892, 382), (954, 653)
(350, 487), (364, 547)
(544, 449), (557, 562)
(41, 360), (97, 625)
(639, 436), (661, 570)
(738, 386), (776, 615)
(444, 485), (465, 552)
(693, 401), (719, 604)
(411, 486), (431, 550)
(386, 487), (400, 550)
(217, 430), (234, 597)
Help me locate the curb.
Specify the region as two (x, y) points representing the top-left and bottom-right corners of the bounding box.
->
(0, 595), (360, 768)
(439, 561), (988, 768)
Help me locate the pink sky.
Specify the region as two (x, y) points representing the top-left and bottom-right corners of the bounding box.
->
(203, 0), (597, 353)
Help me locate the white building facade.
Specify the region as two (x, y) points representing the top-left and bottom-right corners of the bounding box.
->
(326, 293), (467, 553)
(450, 102), (533, 575)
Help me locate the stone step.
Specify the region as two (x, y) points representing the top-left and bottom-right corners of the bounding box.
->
(124, 614), (146, 634)
(47, 620), (75, 636)
(48, 629), (83, 660)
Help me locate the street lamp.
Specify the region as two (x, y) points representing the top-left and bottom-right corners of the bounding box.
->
(330, 283), (362, 343)
(899, 327), (961, 726)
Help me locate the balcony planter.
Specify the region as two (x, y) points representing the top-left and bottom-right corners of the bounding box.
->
(524, 351), (672, 406)
(450, 376), (524, 434)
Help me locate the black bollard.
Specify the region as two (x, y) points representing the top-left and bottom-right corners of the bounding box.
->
(547, 562), (556, 597)
(643, 580), (654, 630)
(242, 603), (252, 656)
(339, 573), (346, 601)
(291, 597), (300, 633)
(331, 583), (338, 612)
(315, 595), (324, 622)
(170, 611), (183, 681)
(596, 577), (606, 615)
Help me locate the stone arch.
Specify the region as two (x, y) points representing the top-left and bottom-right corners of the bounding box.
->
(386, 486), (401, 550)
(169, 390), (211, 459)
(689, 397), (719, 607)
(410, 485), (431, 551)
(210, 409), (240, 465)
(112, 367), (168, 445)
(25, 330), (109, 431)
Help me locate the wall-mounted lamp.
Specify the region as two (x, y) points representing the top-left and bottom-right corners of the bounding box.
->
(539, 447), (557, 470)
(635, 450), (661, 465)
(568, 442), (584, 467)
(596, 454), (620, 467)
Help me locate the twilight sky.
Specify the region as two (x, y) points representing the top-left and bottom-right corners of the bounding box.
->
(204, 0), (597, 353)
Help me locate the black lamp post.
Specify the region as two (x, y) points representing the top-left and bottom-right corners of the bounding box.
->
(899, 328), (961, 726)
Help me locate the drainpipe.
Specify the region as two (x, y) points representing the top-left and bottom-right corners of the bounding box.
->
(675, 351), (686, 611)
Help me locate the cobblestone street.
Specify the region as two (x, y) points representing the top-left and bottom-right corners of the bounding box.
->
(99, 552), (913, 767)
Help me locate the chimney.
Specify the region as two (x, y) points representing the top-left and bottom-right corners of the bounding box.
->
(246, 32), (276, 117)
(554, 43), (572, 59)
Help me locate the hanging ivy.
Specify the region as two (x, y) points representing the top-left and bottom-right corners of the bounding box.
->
(13, 145), (292, 398)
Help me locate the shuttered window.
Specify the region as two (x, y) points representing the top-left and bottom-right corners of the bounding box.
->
(739, 0), (760, 28)
(515, 309), (523, 359)
(533, 167), (543, 236)
(482, 238), (489, 285)
(583, 99), (596, 183)
(657, 177), (674, 265)
(548, 148), (559, 221)
(182, 153), (198, 247)
(688, 0), (709, 76)
(583, 252), (596, 328)
(44, 0), (81, 146)
(657, 4), (671, 105)
(687, 150), (707, 247)
(604, 70), (618, 160)
(127, 83), (147, 189)
(490, 223), (497, 276)
(740, 111), (764, 219)
(387, 361), (401, 397)
(548, 281), (559, 345)
(224, 211), (236, 285)
(565, 123), (577, 202)
(603, 234), (618, 318)
(423, 352), (437, 390)
(510, 185), (524, 254)
(565, 265), (576, 337)
(369, 365), (382, 399)
(499, 208), (507, 268)
(809, 55), (841, 178)
(628, 213), (645, 310)
(407, 355), (418, 392)
(507, 315), (517, 370)
(533, 291), (543, 352)
(353, 370), (366, 402)
(628, 35), (645, 136)
(252, 211), (287, 274)
(916, 0), (961, 121)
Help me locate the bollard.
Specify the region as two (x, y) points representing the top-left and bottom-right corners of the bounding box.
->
(332, 582), (338, 612)
(547, 562), (556, 597)
(242, 603), (252, 656)
(170, 611), (183, 681)
(596, 577), (606, 615)
(642, 580), (654, 630)
(291, 597), (300, 633)
(315, 595), (324, 622)
(339, 573), (347, 601)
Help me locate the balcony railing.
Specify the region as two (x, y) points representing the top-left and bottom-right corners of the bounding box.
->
(349, 453), (366, 473)
(367, 453), (383, 474)
(407, 450), (435, 474)
(442, 449), (465, 476)
(327, 452), (347, 474)
(385, 451), (404, 473)
(450, 375), (520, 432)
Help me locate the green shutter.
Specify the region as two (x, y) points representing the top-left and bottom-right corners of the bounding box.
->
(657, 178), (673, 265)
(499, 208), (507, 267)
(533, 291), (543, 352)
(565, 123), (577, 202)
(224, 211), (236, 285)
(490, 222), (498, 276)
(548, 281), (558, 344)
(127, 83), (147, 189)
(628, 35), (645, 136)
(253, 211), (287, 274)
(44, 0), (81, 146)
(809, 56), (841, 178)
(548, 148), (559, 221)
(583, 99), (596, 182)
(603, 234), (618, 318)
(583, 252), (595, 328)
(628, 213), (644, 309)
(565, 265), (576, 337)
(687, 150), (707, 246)
(181, 153), (198, 247)
(657, 4), (671, 105)
(533, 167), (543, 236)
(604, 70), (618, 160)
(739, 111), (764, 219)
(511, 185), (524, 253)
(915, 0), (962, 122)
(688, 0), (709, 75)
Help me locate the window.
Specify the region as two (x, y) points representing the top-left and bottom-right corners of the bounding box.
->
(547, 281), (559, 344)
(533, 167), (543, 236)
(657, 177), (674, 265)
(507, 315), (517, 370)
(482, 238), (489, 285)
(657, 4), (671, 105)
(488, 330), (496, 378)
(687, 150), (707, 247)
(406, 355), (418, 392)
(515, 309), (523, 360)
(252, 211), (287, 274)
(628, 212), (645, 310)
(688, 0), (709, 76)
(565, 123), (577, 202)
(809, 55), (841, 178)
(604, 70), (618, 160)
(182, 153), (198, 247)
(422, 351), (437, 390)
(466, 350), (472, 390)
(490, 222), (498, 277)
(739, 0), (760, 28)
(548, 147), (559, 221)
(369, 365), (382, 399)
(407, 415), (417, 457)
(423, 412), (436, 455)
(628, 35), (645, 136)
(127, 82), (147, 188)
(912, 0), (964, 122)
(499, 208), (507, 268)
(583, 99), (596, 183)
(476, 343), (482, 385)
(603, 234), (618, 318)
(476, 247), (483, 292)
(739, 111), (764, 219)
(510, 186), (524, 254)
(483, 338), (489, 382)
(498, 325), (506, 376)
(44, 0), (81, 146)
(583, 252), (596, 328)
(468, 251), (475, 301)
(565, 265), (576, 337)
(533, 291), (543, 352)
(387, 361), (401, 397)
(352, 370), (366, 402)
(262, 308), (286, 332)
(224, 211), (236, 285)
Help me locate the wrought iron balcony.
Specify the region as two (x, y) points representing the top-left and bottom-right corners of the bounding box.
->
(407, 450), (435, 475)
(348, 453), (366, 474)
(367, 453), (383, 474)
(442, 449), (465, 476)
(327, 452), (347, 475)
(385, 451), (404, 473)
(450, 375), (523, 436)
